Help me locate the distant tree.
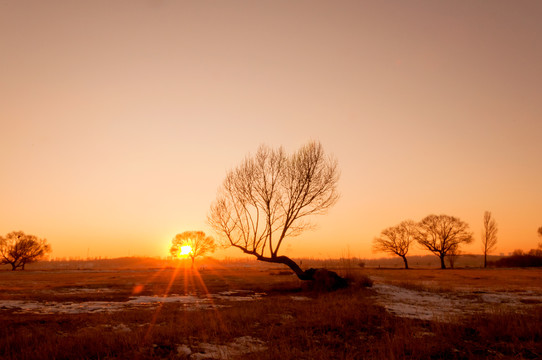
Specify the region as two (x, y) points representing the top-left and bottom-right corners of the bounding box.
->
(538, 226), (542, 238)
(415, 214), (473, 269)
(372, 220), (416, 269)
(0, 231), (51, 271)
(481, 211), (498, 268)
(447, 244), (461, 269)
(512, 249), (524, 256)
(208, 141), (341, 283)
(170, 231), (216, 268)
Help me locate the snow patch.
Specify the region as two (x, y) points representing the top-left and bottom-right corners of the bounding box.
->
(190, 336), (267, 359)
(0, 291), (264, 315)
(372, 283), (542, 321)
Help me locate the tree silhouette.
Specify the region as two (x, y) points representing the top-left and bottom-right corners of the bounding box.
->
(208, 141), (340, 281)
(481, 211), (498, 268)
(415, 214), (473, 269)
(373, 220), (416, 269)
(447, 243), (461, 269)
(170, 231), (216, 268)
(0, 231), (51, 270)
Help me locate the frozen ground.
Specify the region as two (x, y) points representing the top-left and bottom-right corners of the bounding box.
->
(371, 282), (542, 321)
(0, 290), (264, 314)
(183, 336), (268, 359)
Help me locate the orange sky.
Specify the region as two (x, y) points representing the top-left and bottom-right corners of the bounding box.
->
(1, 1), (541, 260)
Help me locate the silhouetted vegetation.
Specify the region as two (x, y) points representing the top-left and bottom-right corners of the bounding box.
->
(481, 211), (498, 268)
(373, 220), (416, 269)
(0, 231), (51, 270)
(416, 214), (473, 269)
(209, 141), (342, 286)
(169, 231), (216, 268)
(492, 254), (542, 267)
(491, 247), (542, 268)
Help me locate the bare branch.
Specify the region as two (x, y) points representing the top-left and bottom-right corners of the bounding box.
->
(415, 214), (473, 269)
(373, 220), (416, 269)
(208, 141), (340, 280)
(0, 231), (51, 270)
(481, 211), (498, 268)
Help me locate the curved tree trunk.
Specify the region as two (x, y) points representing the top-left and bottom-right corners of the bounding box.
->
(256, 255), (314, 280)
(255, 254), (347, 290)
(402, 255), (409, 269)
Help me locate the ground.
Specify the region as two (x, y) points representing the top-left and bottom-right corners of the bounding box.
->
(0, 264), (541, 359)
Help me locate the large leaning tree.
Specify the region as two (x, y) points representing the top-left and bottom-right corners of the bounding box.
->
(481, 211), (498, 268)
(415, 214), (473, 269)
(372, 220), (416, 269)
(170, 231), (216, 268)
(208, 141), (340, 281)
(0, 231), (51, 271)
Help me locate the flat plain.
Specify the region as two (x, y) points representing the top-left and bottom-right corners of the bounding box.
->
(1, 265), (541, 359)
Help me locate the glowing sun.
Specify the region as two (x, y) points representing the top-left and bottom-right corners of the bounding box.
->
(179, 244), (193, 257)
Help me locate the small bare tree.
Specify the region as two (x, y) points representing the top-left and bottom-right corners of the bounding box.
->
(170, 231), (216, 268)
(208, 141), (340, 281)
(0, 231), (51, 270)
(447, 244), (461, 269)
(416, 214), (473, 269)
(538, 226), (542, 238)
(481, 211), (498, 268)
(373, 220), (416, 269)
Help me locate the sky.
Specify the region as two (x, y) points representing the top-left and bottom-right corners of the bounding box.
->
(1, 0), (541, 260)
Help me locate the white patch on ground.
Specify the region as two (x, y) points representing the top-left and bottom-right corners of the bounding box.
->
(189, 336), (267, 359)
(112, 323), (132, 332)
(0, 290), (264, 315)
(371, 283), (542, 321)
(48, 287), (117, 294)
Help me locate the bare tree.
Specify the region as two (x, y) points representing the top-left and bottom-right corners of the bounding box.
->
(372, 220), (416, 269)
(481, 211), (498, 268)
(170, 231), (216, 268)
(208, 141), (340, 281)
(0, 231), (51, 270)
(447, 244), (461, 269)
(415, 214), (473, 269)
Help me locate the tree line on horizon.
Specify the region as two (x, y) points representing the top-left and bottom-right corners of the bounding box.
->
(373, 212), (542, 269)
(3, 141), (542, 277)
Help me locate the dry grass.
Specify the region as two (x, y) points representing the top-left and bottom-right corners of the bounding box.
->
(0, 266), (541, 359)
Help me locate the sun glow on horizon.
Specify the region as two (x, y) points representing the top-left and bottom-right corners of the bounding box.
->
(178, 244), (193, 258)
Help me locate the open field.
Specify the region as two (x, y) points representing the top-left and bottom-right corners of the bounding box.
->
(1, 265), (541, 359)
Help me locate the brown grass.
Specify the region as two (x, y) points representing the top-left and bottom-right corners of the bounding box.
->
(0, 266), (541, 359)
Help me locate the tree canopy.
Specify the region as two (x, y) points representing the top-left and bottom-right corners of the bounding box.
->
(0, 231), (51, 270)
(373, 220), (416, 269)
(415, 214), (473, 269)
(481, 211), (498, 268)
(208, 141), (340, 280)
(170, 231), (216, 268)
